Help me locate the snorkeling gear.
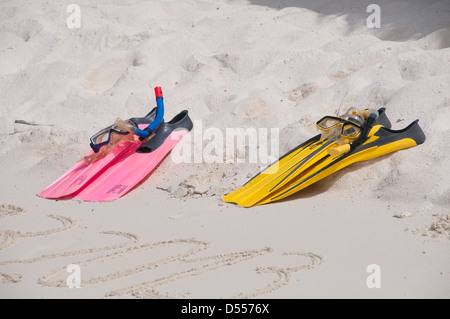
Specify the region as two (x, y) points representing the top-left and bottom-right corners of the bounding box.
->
(222, 107), (425, 207)
(39, 87), (166, 199)
(74, 110), (193, 202)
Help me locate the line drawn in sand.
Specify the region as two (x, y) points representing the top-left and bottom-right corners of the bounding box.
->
(0, 203), (26, 219)
(0, 213), (75, 255)
(0, 203), (324, 298)
(0, 272), (22, 284)
(0, 203), (77, 284)
(37, 237), (323, 298)
(0, 231), (140, 265)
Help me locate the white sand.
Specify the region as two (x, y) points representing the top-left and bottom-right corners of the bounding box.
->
(0, 0), (449, 299)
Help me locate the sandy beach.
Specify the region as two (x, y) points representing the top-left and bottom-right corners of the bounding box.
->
(0, 0), (449, 299)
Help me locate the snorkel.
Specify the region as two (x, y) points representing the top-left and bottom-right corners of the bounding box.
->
(114, 87), (164, 139)
(83, 87), (165, 164)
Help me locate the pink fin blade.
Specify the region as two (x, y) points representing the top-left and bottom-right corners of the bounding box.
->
(38, 141), (140, 199)
(38, 122), (153, 199)
(74, 130), (189, 202)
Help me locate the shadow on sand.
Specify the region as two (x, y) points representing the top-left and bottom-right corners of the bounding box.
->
(249, 0), (450, 44)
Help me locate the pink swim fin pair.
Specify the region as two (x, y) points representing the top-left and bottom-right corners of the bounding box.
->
(39, 110), (193, 202)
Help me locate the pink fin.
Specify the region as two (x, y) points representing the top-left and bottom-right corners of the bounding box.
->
(38, 141), (142, 199)
(37, 121), (155, 200)
(74, 131), (189, 202)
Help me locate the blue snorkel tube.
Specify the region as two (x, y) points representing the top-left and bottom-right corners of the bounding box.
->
(88, 86), (165, 155)
(134, 86), (165, 140)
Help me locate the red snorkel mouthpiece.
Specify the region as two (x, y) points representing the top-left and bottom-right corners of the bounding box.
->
(154, 86), (163, 99)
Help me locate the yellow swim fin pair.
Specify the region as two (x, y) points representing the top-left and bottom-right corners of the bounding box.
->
(222, 107), (425, 207)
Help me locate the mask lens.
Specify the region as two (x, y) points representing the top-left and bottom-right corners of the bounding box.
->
(317, 117), (342, 130)
(92, 131), (110, 144)
(341, 123), (361, 139)
(111, 124), (130, 133)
